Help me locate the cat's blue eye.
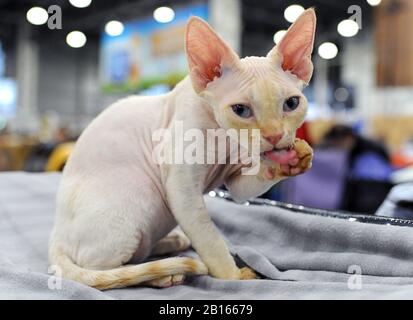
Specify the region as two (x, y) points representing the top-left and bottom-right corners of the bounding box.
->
(231, 104), (252, 118)
(283, 96), (300, 112)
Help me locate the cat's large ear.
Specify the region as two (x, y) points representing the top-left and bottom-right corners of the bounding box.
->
(268, 8), (316, 84)
(185, 16), (241, 93)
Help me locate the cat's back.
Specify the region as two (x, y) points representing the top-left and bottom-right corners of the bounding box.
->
(91, 94), (170, 134)
(63, 93), (171, 177)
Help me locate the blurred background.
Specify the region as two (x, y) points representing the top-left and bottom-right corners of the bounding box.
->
(1, 0), (413, 216)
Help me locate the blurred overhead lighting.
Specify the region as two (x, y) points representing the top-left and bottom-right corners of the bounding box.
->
(334, 87), (350, 102)
(273, 30), (287, 44)
(105, 21), (124, 37)
(153, 7), (175, 23)
(69, 0), (92, 8)
(367, 0), (382, 6)
(284, 4), (305, 23)
(26, 7), (48, 25)
(337, 19), (359, 37)
(318, 42), (338, 60)
(0, 85), (14, 105)
(66, 31), (87, 48)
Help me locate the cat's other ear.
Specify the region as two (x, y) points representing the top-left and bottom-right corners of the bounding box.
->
(185, 16), (241, 93)
(268, 8), (316, 84)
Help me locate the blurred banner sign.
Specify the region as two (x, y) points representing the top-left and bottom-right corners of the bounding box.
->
(376, 0), (413, 86)
(0, 42), (17, 121)
(100, 4), (208, 93)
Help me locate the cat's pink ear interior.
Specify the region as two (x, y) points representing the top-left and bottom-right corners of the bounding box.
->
(269, 9), (316, 84)
(186, 17), (240, 93)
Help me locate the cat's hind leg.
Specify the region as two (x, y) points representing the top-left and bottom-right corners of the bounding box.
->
(151, 228), (191, 256)
(145, 229), (191, 288)
(143, 274), (186, 288)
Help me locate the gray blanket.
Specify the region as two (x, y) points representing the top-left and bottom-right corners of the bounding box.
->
(2, 172), (413, 299)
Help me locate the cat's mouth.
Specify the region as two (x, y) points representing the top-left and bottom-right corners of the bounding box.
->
(261, 147), (296, 165)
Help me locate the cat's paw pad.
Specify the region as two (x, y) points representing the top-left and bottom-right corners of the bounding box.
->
(239, 267), (260, 280)
(278, 139), (313, 177)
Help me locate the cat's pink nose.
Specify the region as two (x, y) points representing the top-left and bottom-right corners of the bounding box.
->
(263, 134), (283, 146)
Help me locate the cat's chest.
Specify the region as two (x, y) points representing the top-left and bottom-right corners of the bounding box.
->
(203, 163), (244, 193)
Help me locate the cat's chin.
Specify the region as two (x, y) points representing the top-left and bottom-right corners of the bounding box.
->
(261, 148), (296, 165)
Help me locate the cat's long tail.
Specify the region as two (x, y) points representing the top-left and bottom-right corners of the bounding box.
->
(49, 245), (208, 290)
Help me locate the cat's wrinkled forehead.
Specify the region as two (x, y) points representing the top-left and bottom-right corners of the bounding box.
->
(205, 55), (303, 107)
(239, 56), (300, 85)
(240, 56), (277, 77)
(236, 56), (303, 105)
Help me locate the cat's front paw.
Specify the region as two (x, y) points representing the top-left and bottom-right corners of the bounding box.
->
(278, 138), (313, 177)
(261, 138), (313, 180)
(239, 267), (260, 280)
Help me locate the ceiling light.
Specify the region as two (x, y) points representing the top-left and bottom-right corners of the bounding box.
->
(334, 87), (350, 102)
(66, 31), (87, 48)
(105, 21), (124, 37)
(284, 4), (305, 23)
(153, 7), (175, 23)
(318, 42), (338, 60)
(69, 0), (92, 8)
(26, 7), (48, 25)
(273, 30), (287, 44)
(367, 0), (382, 6)
(0, 85), (14, 105)
(337, 19), (359, 37)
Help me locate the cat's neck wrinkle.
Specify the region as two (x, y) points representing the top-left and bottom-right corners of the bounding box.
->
(170, 76), (217, 126)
